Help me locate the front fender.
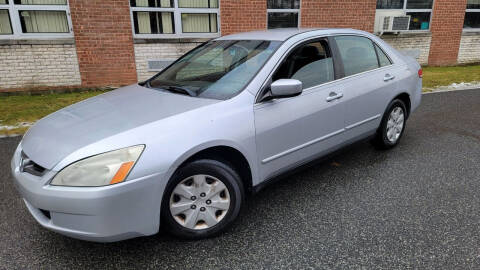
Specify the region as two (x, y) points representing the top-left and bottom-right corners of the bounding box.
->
(162, 139), (259, 190)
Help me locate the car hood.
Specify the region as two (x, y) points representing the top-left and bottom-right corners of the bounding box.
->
(21, 84), (219, 170)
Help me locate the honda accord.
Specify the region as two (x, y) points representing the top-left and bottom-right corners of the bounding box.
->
(11, 28), (422, 242)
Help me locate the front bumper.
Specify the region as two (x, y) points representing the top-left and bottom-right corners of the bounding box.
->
(10, 145), (167, 242)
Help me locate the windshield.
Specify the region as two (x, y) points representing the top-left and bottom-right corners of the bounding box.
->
(147, 40), (282, 100)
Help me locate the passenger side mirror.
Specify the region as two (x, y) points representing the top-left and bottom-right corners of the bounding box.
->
(270, 79), (303, 99)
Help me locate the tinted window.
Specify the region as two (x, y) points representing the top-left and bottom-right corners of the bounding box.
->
(267, 0), (300, 9)
(273, 40), (335, 89)
(464, 12), (480, 29)
(374, 44), (392, 67)
(376, 0), (404, 9)
(376, 0), (433, 9)
(149, 40), (281, 100)
(268, 12), (298, 29)
(267, 0), (299, 29)
(406, 0), (433, 9)
(334, 36), (379, 76)
(468, 0), (480, 9)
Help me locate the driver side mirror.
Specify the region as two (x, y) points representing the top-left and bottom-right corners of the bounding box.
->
(270, 79), (303, 99)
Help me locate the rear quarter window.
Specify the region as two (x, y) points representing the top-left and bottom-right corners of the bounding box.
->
(374, 43), (392, 67)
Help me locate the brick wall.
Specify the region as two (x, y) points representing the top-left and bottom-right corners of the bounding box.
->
(301, 0), (377, 32)
(0, 43), (81, 90)
(428, 0), (468, 66)
(134, 42), (201, 81)
(458, 32), (480, 64)
(1, 1), (478, 92)
(220, 0), (267, 35)
(381, 34), (432, 65)
(69, 0), (137, 87)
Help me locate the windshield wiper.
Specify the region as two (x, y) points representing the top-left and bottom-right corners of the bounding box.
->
(145, 81), (196, 97)
(156, 85), (197, 97)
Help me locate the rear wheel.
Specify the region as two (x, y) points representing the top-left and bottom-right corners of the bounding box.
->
(373, 99), (407, 149)
(161, 159), (244, 239)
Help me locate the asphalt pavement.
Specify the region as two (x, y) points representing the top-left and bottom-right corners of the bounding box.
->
(1, 89), (479, 269)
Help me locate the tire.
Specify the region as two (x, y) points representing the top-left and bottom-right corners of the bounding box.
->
(161, 159), (244, 239)
(373, 99), (408, 150)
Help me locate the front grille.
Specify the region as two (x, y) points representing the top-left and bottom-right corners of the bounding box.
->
(20, 151), (46, 177)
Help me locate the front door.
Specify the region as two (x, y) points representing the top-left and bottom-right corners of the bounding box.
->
(254, 38), (346, 181)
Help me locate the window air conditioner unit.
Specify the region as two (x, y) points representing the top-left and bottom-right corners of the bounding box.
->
(374, 10), (411, 34)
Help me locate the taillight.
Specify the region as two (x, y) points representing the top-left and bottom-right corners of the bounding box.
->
(418, 68), (423, 78)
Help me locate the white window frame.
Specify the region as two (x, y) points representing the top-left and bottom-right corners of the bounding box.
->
(266, 0), (301, 29)
(376, 0), (434, 32)
(464, 5), (480, 31)
(130, 0), (220, 39)
(0, 0), (73, 39)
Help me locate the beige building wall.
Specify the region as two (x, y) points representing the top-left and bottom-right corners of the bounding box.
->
(0, 41), (81, 90)
(134, 41), (202, 82)
(458, 32), (480, 64)
(381, 33), (432, 65)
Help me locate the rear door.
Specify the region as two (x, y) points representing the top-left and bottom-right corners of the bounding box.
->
(332, 35), (399, 142)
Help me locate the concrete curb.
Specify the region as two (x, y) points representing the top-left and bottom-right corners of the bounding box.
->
(0, 134), (22, 139)
(423, 87), (480, 95)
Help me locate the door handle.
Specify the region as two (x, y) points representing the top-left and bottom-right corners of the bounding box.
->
(384, 74), (395, 82)
(326, 92), (343, 102)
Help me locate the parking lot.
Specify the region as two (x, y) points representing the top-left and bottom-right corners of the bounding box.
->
(1, 89), (479, 269)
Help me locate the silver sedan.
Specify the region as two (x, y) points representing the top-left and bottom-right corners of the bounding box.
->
(11, 28), (422, 242)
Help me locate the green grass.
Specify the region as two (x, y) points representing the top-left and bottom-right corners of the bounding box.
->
(422, 64), (480, 90)
(0, 90), (107, 136)
(1, 64), (479, 136)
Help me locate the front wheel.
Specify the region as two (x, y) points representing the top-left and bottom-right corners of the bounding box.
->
(373, 99), (407, 149)
(161, 159), (244, 239)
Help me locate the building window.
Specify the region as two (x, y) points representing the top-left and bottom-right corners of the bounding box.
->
(131, 0), (173, 8)
(465, 0), (480, 29)
(0, 0), (72, 38)
(19, 10), (69, 33)
(14, 0), (67, 5)
(267, 0), (300, 29)
(132, 11), (174, 34)
(376, 0), (433, 31)
(0, 9), (13, 34)
(178, 0), (218, 8)
(130, 0), (220, 38)
(181, 13), (217, 33)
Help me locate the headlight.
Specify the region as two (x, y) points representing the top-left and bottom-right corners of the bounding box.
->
(50, 145), (145, 187)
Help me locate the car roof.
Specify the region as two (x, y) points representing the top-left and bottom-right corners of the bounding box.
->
(215, 28), (368, 41)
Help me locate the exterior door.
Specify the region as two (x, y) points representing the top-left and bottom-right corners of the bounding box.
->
(332, 35), (399, 142)
(254, 39), (346, 181)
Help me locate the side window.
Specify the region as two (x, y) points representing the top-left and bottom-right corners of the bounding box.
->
(272, 40), (335, 89)
(374, 43), (392, 67)
(334, 36), (380, 76)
